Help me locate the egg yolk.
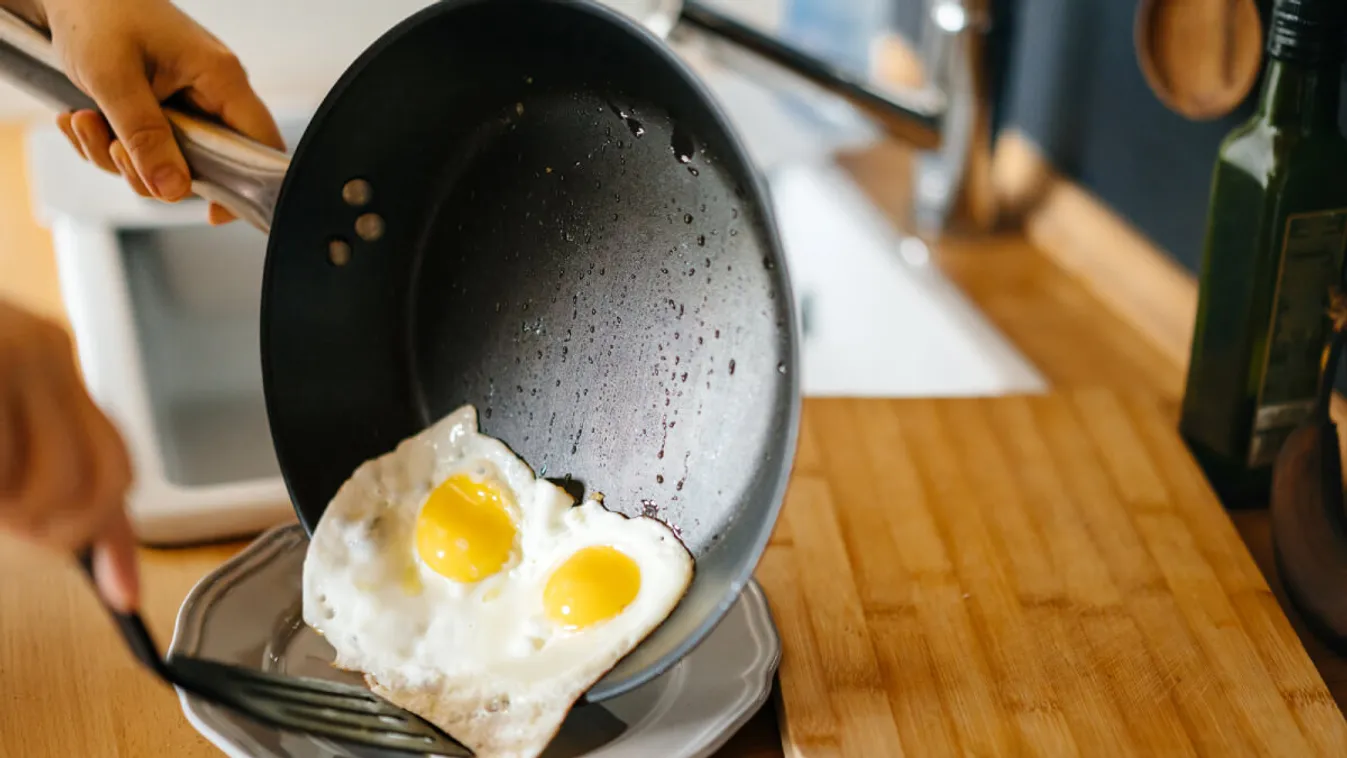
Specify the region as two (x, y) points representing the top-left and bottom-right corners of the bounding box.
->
(415, 473), (517, 582)
(543, 546), (642, 630)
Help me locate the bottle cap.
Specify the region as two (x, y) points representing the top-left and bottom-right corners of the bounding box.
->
(1268, 0), (1347, 63)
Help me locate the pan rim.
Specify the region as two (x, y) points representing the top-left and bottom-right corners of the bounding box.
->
(258, 0), (802, 703)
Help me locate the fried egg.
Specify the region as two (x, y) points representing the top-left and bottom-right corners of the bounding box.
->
(302, 405), (694, 758)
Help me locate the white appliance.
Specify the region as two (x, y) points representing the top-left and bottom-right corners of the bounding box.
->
(27, 114), (317, 545)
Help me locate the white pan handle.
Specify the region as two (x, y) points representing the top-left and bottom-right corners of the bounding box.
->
(0, 8), (289, 232)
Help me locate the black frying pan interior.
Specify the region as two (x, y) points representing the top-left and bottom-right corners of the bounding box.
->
(261, 0), (799, 700)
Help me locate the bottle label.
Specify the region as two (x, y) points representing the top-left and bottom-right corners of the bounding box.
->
(1247, 208), (1347, 467)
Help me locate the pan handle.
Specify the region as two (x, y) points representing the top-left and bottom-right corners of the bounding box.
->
(678, 1), (944, 150)
(0, 8), (288, 233)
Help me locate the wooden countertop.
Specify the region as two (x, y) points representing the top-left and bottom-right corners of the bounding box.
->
(7, 393), (1344, 757)
(766, 392), (1347, 756)
(3, 118), (1346, 756)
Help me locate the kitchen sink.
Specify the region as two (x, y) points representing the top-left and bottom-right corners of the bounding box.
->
(771, 161), (1043, 396)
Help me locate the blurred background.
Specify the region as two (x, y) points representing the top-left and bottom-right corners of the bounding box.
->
(1, 0), (1312, 267)
(0, 0), (1324, 539)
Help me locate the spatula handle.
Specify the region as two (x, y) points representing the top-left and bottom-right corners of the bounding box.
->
(0, 7), (289, 232)
(75, 549), (175, 686)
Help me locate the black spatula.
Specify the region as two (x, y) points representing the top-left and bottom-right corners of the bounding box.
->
(77, 551), (471, 756)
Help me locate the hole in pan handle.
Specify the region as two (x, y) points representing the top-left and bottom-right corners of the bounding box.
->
(0, 7), (290, 234)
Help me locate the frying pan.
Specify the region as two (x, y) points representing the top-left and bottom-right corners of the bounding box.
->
(0, 0), (923, 703)
(0, 0), (798, 701)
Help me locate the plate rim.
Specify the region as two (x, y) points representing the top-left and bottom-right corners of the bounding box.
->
(169, 523), (781, 758)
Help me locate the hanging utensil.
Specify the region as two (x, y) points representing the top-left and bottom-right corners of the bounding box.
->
(1135, 0), (1264, 120)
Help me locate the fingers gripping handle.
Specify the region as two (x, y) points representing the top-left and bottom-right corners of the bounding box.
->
(164, 110), (291, 233)
(0, 8), (290, 233)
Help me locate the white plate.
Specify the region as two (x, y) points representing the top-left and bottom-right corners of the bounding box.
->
(170, 524), (781, 757)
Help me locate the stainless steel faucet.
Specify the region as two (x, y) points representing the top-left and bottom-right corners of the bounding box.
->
(909, 0), (996, 238)
(675, 0), (996, 240)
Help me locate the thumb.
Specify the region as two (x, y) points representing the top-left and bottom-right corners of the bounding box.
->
(83, 51), (191, 202)
(93, 508), (140, 613)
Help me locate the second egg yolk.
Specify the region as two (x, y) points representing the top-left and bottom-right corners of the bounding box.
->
(543, 546), (642, 630)
(415, 473), (517, 583)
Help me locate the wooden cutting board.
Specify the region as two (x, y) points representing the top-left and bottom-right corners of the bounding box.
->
(757, 391), (1347, 757)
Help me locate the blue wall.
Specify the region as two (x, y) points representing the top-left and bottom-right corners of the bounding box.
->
(771, 0), (1344, 273)
(996, 0), (1346, 274)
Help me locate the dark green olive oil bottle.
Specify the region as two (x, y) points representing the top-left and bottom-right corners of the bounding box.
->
(1179, 0), (1347, 509)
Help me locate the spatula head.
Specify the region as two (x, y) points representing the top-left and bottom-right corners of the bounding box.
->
(168, 656), (472, 756)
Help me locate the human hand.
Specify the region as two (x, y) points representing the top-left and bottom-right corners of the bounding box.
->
(0, 300), (137, 611)
(40, 0), (284, 225)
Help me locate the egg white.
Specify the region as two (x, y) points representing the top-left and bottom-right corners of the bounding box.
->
(302, 405), (694, 758)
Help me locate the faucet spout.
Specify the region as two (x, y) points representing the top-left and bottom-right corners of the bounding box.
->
(681, 1), (946, 150)
(911, 0), (997, 237)
(679, 0), (996, 237)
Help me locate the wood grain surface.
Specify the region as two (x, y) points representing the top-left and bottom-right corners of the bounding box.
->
(759, 393), (1347, 757)
(12, 394), (1334, 757)
(0, 535), (242, 756)
(3, 106), (1346, 756)
(0, 527), (787, 757)
(0, 532), (788, 757)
